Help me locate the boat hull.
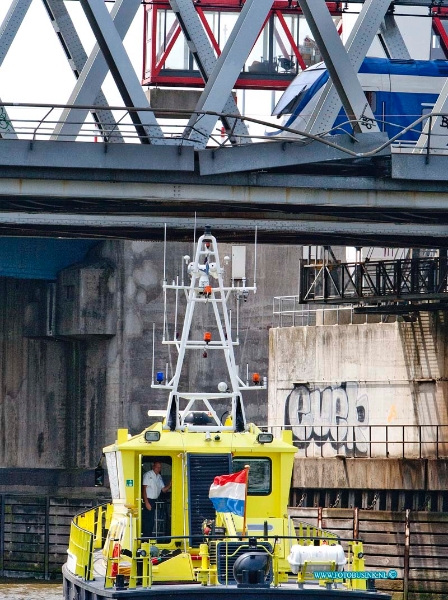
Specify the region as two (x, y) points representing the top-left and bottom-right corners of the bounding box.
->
(63, 564), (391, 600)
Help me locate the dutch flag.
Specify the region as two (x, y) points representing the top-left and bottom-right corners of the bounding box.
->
(208, 469), (248, 517)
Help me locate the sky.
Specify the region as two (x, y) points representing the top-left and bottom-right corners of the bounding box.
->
(0, 0), (141, 105)
(0, 1), (435, 139)
(342, 4), (431, 60)
(0, 0), (146, 138)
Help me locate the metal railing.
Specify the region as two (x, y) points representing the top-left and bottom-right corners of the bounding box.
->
(68, 503), (111, 581)
(300, 257), (448, 304)
(3, 102), (448, 155)
(268, 424), (448, 459)
(272, 300), (386, 327)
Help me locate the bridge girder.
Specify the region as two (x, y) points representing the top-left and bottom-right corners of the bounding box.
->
(0, 210), (446, 249)
(0, 137), (445, 247)
(0, 0), (445, 146)
(0, 0), (446, 249)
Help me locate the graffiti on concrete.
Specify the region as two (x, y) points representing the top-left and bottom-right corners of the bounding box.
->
(285, 382), (369, 456)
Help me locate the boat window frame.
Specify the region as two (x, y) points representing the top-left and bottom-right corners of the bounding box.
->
(141, 456), (173, 539)
(232, 457), (272, 496)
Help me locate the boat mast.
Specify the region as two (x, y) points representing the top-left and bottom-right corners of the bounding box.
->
(152, 226), (266, 433)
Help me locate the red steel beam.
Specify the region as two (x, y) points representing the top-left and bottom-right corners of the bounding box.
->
(145, 1), (343, 14)
(432, 7), (448, 16)
(275, 9), (306, 71)
(143, 0), (343, 88)
(432, 16), (448, 59)
(143, 73), (295, 90)
(154, 25), (182, 76)
(197, 7), (221, 56)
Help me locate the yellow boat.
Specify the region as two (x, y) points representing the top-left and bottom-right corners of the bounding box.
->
(63, 227), (391, 599)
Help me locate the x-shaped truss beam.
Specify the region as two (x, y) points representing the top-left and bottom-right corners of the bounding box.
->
(0, 0), (445, 148)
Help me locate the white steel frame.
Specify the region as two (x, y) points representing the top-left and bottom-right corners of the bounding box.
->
(152, 228), (265, 433)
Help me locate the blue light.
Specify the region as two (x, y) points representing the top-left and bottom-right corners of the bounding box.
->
(156, 372), (164, 383)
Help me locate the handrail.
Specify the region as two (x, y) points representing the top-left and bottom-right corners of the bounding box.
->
(1, 101), (448, 157)
(67, 503), (111, 581)
(265, 423), (448, 459)
(272, 300), (386, 326)
(296, 256), (448, 304)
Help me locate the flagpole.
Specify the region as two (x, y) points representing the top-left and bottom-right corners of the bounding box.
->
(242, 465), (250, 538)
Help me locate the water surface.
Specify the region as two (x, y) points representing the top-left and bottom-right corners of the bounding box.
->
(0, 581), (62, 599)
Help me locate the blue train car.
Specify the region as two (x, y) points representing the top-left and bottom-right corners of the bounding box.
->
(270, 57), (448, 141)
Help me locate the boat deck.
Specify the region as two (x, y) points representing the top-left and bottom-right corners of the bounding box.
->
(63, 565), (391, 600)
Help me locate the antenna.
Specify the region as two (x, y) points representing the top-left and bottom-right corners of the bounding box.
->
(174, 275), (179, 342)
(236, 295), (240, 344)
(152, 228), (265, 433)
(151, 322), (155, 385)
(254, 226), (258, 292)
(163, 223), (167, 283)
(193, 212), (197, 258)
(162, 224), (167, 342)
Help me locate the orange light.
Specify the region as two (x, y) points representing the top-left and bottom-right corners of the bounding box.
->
(204, 285), (212, 296)
(204, 331), (212, 343)
(252, 373), (260, 384)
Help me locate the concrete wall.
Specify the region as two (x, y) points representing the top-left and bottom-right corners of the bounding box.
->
(0, 274), (112, 470)
(269, 314), (448, 458)
(0, 239), (301, 471)
(4, 238), (448, 472)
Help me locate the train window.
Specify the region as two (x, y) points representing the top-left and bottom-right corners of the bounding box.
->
(276, 88), (307, 117)
(233, 458), (271, 495)
(364, 91), (377, 112)
(272, 67), (326, 117)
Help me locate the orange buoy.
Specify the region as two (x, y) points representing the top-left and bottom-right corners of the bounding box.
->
(204, 331), (212, 344)
(252, 373), (260, 384)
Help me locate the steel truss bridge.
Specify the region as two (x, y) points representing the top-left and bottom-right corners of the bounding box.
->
(2, 0), (448, 246)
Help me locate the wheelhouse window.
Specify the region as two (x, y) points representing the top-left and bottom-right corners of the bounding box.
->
(232, 458), (271, 495)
